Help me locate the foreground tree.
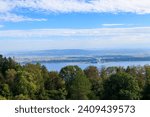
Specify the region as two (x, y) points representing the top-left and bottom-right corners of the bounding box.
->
(89, 78), (104, 99)
(0, 83), (11, 99)
(59, 65), (82, 85)
(103, 72), (141, 100)
(59, 65), (84, 98)
(143, 66), (150, 99)
(44, 71), (67, 100)
(13, 71), (37, 99)
(100, 67), (107, 79)
(69, 70), (91, 100)
(5, 69), (17, 90)
(0, 55), (18, 76)
(84, 66), (99, 79)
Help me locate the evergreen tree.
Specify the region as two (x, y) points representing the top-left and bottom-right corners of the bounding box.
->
(70, 70), (91, 100)
(143, 66), (150, 99)
(103, 72), (141, 100)
(44, 71), (67, 100)
(89, 78), (104, 99)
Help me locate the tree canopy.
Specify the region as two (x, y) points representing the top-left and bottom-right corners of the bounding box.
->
(0, 55), (149, 100)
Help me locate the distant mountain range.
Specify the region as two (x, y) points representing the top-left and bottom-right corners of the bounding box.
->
(3, 49), (150, 64)
(4, 49), (150, 57)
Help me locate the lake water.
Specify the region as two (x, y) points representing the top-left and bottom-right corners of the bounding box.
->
(40, 61), (150, 71)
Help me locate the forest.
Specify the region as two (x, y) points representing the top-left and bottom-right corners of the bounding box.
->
(0, 55), (150, 100)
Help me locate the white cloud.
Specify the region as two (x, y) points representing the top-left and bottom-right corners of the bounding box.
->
(0, 0), (12, 13)
(0, 0), (150, 22)
(0, 27), (150, 50)
(0, 13), (47, 22)
(102, 24), (124, 27)
(1, 0), (150, 14)
(0, 27), (150, 37)
(0, 27), (150, 48)
(0, 0), (47, 22)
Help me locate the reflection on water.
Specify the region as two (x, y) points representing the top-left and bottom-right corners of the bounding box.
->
(40, 61), (150, 71)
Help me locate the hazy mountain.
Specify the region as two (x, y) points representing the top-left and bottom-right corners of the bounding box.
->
(4, 49), (150, 57)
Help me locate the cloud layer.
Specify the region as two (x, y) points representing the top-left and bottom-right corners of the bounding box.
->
(0, 0), (150, 22)
(0, 27), (149, 37)
(0, 13), (47, 22)
(3, 0), (150, 14)
(102, 24), (125, 27)
(0, 27), (150, 50)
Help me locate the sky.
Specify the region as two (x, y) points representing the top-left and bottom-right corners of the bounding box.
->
(0, 0), (150, 52)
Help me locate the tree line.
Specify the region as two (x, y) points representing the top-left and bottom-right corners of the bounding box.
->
(0, 55), (150, 100)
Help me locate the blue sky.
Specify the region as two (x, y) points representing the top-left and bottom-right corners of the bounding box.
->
(0, 0), (150, 52)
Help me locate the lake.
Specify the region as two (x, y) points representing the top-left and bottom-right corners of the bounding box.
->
(40, 61), (150, 71)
